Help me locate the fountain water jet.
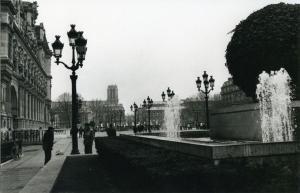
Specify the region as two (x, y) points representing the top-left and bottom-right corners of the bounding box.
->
(256, 68), (294, 142)
(163, 96), (182, 138)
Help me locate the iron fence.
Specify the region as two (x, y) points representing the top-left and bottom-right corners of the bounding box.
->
(12, 130), (46, 145)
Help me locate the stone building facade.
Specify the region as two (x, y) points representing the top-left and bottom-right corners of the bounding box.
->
(51, 85), (125, 128)
(220, 77), (252, 105)
(0, 0), (52, 130)
(136, 102), (165, 127)
(133, 97), (223, 129)
(107, 85), (118, 105)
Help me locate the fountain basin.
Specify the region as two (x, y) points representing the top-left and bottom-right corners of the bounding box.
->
(137, 129), (209, 138)
(120, 134), (300, 160)
(211, 101), (300, 141)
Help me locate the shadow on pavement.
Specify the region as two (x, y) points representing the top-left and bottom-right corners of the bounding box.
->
(51, 155), (121, 193)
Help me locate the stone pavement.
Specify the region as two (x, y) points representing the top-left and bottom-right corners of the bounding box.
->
(0, 145), (44, 193)
(0, 137), (73, 193)
(1, 133), (108, 193)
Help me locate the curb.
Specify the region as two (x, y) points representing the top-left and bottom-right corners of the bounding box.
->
(0, 159), (13, 167)
(0, 153), (25, 168)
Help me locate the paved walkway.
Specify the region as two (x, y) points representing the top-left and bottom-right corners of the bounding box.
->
(0, 145), (44, 193)
(0, 135), (100, 193)
(0, 137), (71, 193)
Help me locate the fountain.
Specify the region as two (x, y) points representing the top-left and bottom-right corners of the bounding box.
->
(163, 95), (182, 138)
(118, 69), (299, 160)
(256, 68), (294, 142)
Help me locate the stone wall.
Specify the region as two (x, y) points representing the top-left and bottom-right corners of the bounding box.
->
(210, 103), (262, 141)
(211, 101), (300, 142)
(293, 101), (300, 141)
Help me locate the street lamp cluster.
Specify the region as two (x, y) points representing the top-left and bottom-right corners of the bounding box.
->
(195, 71), (215, 129)
(143, 96), (153, 133)
(161, 87), (175, 102)
(130, 103), (138, 133)
(130, 71), (215, 133)
(130, 96), (153, 133)
(52, 24), (87, 154)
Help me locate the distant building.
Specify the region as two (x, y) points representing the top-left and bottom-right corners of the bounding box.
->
(136, 101), (165, 127)
(51, 85), (125, 128)
(0, 0), (52, 130)
(133, 96), (223, 129)
(220, 78), (252, 105)
(181, 97), (223, 128)
(107, 85), (118, 105)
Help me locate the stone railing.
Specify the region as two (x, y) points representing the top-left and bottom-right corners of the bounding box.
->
(54, 129), (69, 138)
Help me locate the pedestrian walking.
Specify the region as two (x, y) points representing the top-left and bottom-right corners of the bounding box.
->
(83, 124), (94, 154)
(42, 127), (54, 165)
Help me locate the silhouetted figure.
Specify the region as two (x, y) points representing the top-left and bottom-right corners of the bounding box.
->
(133, 126), (137, 134)
(141, 125), (145, 133)
(137, 125), (143, 133)
(43, 127), (54, 165)
(83, 124), (94, 154)
(106, 123), (116, 137)
(79, 126), (83, 138)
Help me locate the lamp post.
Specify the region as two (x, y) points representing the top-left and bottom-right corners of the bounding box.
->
(161, 91), (166, 102)
(130, 103), (138, 133)
(119, 110), (122, 127)
(52, 24), (87, 154)
(143, 96), (153, 133)
(161, 87), (175, 102)
(195, 71), (215, 130)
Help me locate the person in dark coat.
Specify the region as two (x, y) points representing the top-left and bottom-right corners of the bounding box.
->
(83, 124), (94, 154)
(43, 127), (54, 165)
(79, 126), (83, 138)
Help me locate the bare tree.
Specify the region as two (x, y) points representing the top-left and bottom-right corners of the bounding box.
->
(52, 92), (84, 128)
(88, 99), (105, 125)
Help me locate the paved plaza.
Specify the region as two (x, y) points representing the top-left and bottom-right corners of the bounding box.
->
(0, 136), (98, 193)
(0, 145), (44, 193)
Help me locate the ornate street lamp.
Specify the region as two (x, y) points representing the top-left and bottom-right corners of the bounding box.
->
(167, 87), (171, 97)
(130, 102), (138, 134)
(195, 71), (215, 129)
(52, 24), (87, 154)
(143, 96), (153, 133)
(162, 87), (175, 101)
(161, 92), (166, 102)
(118, 110), (123, 127)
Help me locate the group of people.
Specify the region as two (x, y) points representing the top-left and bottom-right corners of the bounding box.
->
(82, 123), (95, 154)
(42, 123), (95, 165)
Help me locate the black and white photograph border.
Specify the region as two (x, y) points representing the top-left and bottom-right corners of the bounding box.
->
(0, 0), (300, 193)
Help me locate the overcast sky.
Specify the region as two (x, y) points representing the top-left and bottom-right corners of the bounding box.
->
(35, 0), (298, 113)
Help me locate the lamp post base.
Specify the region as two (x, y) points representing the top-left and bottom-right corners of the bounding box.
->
(71, 149), (80, 155)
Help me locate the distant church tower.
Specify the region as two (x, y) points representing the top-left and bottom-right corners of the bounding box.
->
(107, 85), (118, 105)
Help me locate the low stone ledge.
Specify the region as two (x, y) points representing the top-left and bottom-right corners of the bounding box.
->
(138, 130), (210, 138)
(94, 136), (299, 193)
(120, 134), (300, 160)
